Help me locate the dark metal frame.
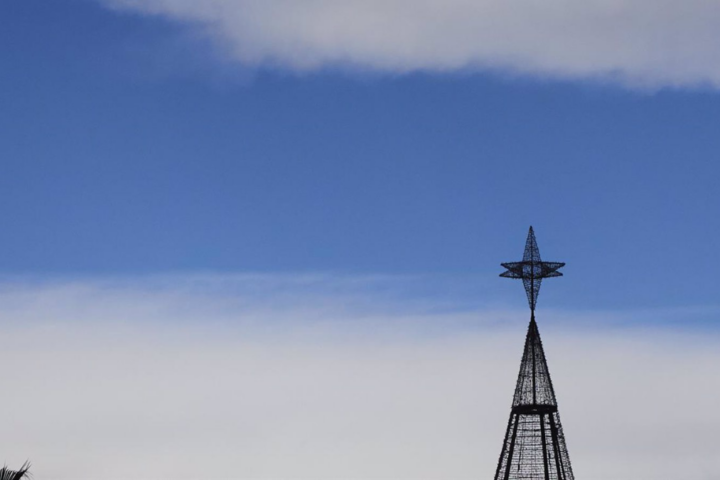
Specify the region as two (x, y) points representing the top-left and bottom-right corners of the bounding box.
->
(494, 227), (574, 480)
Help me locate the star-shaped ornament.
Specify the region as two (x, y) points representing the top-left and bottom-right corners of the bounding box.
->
(500, 227), (565, 311)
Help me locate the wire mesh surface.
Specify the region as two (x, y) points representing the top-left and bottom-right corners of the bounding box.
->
(512, 318), (556, 408)
(494, 228), (574, 480)
(493, 317), (575, 480)
(500, 227), (564, 311)
(494, 410), (574, 480)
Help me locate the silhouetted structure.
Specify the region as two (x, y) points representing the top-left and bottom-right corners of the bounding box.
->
(0, 461), (30, 480)
(494, 227), (574, 480)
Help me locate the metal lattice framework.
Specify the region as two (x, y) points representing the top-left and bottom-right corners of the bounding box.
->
(499, 227), (564, 312)
(494, 227), (574, 480)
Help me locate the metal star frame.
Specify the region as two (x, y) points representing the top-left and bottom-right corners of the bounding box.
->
(500, 227), (565, 312)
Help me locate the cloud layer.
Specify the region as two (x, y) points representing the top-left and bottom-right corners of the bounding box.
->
(103, 0), (720, 88)
(0, 274), (718, 479)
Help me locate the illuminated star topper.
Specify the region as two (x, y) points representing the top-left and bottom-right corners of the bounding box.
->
(500, 227), (565, 312)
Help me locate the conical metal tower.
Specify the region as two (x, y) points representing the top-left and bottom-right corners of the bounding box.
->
(494, 227), (574, 480)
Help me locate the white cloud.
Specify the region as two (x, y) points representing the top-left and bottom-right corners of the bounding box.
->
(0, 274), (718, 479)
(101, 0), (720, 88)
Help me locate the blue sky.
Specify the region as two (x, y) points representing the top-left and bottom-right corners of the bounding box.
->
(2, 0), (720, 314)
(1, 2), (720, 479)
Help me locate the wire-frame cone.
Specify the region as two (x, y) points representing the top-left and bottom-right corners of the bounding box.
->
(493, 316), (574, 480)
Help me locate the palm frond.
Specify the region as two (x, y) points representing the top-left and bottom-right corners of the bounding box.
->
(0, 461), (31, 480)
